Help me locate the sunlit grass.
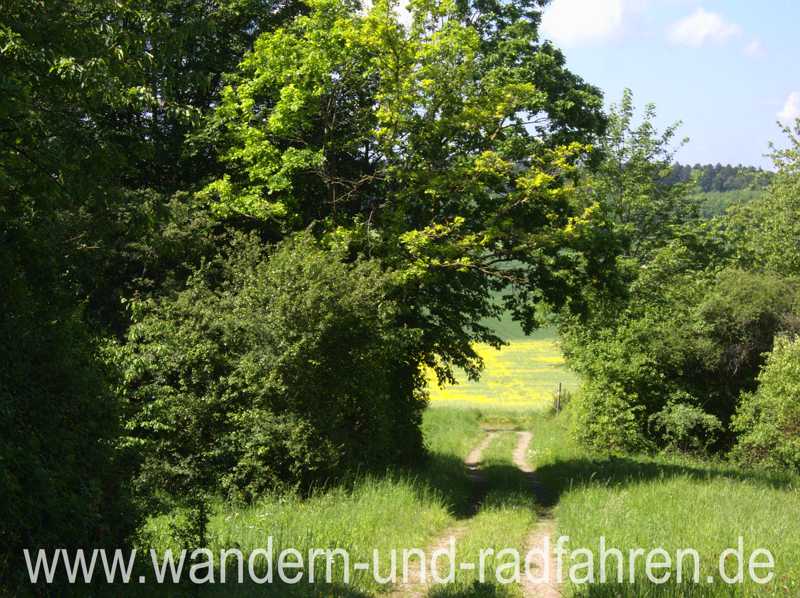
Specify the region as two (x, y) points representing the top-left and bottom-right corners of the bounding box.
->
(437, 432), (536, 597)
(527, 412), (800, 597)
(120, 408), (487, 597)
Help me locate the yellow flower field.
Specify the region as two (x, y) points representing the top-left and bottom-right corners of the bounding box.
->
(427, 327), (579, 408)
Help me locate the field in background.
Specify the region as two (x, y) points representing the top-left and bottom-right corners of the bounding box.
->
(427, 319), (579, 409)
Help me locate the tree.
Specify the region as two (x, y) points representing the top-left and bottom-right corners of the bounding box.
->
(557, 92), (763, 452)
(731, 121), (800, 275)
(560, 120), (800, 453)
(1, 0), (143, 584)
(1, 0), (299, 580)
(579, 89), (697, 265)
(202, 0), (612, 383)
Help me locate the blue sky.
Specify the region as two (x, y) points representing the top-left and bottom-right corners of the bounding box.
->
(539, 0), (800, 168)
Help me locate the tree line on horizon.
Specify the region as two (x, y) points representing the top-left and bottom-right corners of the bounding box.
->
(664, 162), (774, 193)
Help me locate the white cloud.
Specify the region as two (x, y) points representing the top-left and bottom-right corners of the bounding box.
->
(360, 0), (411, 27)
(667, 8), (741, 47)
(779, 92), (800, 125)
(541, 0), (626, 47)
(395, 0), (411, 27)
(744, 38), (766, 58)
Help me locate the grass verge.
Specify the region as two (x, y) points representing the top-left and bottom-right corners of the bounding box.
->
(527, 412), (800, 597)
(100, 407), (486, 597)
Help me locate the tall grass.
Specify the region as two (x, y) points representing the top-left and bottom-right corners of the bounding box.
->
(108, 407), (487, 597)
(528, 412), (800, 597)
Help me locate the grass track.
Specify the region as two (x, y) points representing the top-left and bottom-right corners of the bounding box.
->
(429, 431), (537, 597)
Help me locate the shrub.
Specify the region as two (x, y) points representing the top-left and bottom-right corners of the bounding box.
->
(562, 261), (799, 452)
(222, 410), (340, 501)
(110, 232), (427, 544)
(648, 394), (722, 453)
(571, 383), (648, 453)
(733, 336), (800, 472)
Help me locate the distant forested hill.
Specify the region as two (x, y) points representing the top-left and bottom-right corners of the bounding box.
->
(665, 163), (774, 192)
(664, 163), (774, 217)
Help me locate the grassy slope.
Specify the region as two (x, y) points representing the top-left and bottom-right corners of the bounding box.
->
(691, 188), (764, 218)
(527, 412), (800, 597)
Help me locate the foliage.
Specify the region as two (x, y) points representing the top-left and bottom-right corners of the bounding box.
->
(688, 188), (764, 218)
(560, 100), (800, 455)
(663, 162), (773, 193)
(1, 0), (142, 584)
(730, 122), (800, 276)
(571, 384), (647, 453)
(649, 397), (723, 453)
(559, 92), (710, 451)
(0, 256), (134, 587)
(108, 232), (426, 543)
(1, 0), (303, 579)
(733, 336), (800, 473)
(1, 0), (614, 577)
(566, 256), (799, 452)
(8, 0), (800, 589)
(579, 89), (697, 265)
(203, 0), (612, 384)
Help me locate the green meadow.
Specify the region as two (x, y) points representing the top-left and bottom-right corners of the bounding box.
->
(99, 330), (798, 597)
(529, 412), (800, 597)
(7, 306), (795, 598)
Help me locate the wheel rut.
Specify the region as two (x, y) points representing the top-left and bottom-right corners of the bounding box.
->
(390, 428), (561, 597)
(387, 431), (498, 598)
(512, 431), (562, 598)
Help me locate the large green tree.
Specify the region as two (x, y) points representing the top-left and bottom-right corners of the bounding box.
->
(202, 0), (611, 382)
(1, 0), (141, 584)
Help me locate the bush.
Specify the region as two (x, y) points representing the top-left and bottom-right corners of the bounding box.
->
(571, 383), (647, 453)
(110, 232), (427, 543)
(648, 394), (722, 453)
(562, 260), (799, 452)
(733, 336), (800, 472)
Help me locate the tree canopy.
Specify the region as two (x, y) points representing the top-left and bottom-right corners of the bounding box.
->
(202, 0), (612, 382)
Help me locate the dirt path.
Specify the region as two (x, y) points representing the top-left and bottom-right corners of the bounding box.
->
(512, 431), (562, 598)
(387, 431), (498, 598)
